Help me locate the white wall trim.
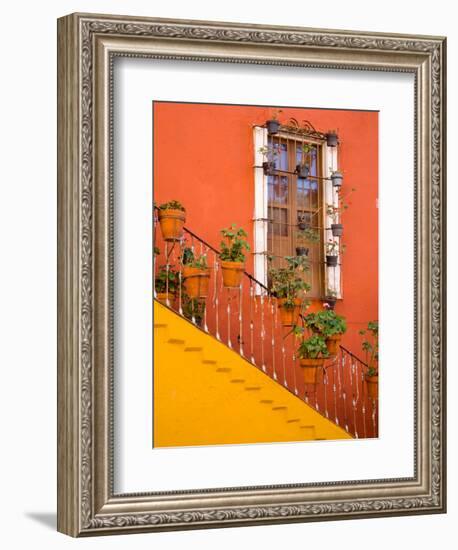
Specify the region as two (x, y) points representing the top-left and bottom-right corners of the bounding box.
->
(323, 145), (342, 299)
(253, 126), (268, 288)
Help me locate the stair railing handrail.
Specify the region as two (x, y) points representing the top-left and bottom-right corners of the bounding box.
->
(340, 345), (369, 369)
(154, 208), (377, 438)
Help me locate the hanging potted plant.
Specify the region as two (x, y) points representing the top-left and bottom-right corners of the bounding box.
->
(365, 366), (379, 400)
(258, 144), (282, 175)
(157, 200), (186, 241)
(326, 187), (355, 237)
(297, 213), (309, 231)
(268, 255), (310, 327)
(359, 321), (379, 400)
(325, 239), (340, 267)
(155, 265), (179, 305)
(181, 247), (210, 299)
(219, 224), (250, 288)
(295, 143), (314, 178)
(323, 289), (338, 310)
(304, 310), (347, 355)
(330, 170), (343, 188)
(326, 205), (344, 237)
(265, 109), (282, 135)
(326, 130), (339, 147)
(295, 226), (319, 256)
(297, 335), (330, 384)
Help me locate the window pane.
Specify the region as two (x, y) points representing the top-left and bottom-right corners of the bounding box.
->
(268, 207), (288, 237)
(268, 175), (288, 204)
(296, 143), (318, 176)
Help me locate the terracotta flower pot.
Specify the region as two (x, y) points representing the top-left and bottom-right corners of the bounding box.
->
(325, 334), (342, 355)
(158, 208), (185, 241)
(277, 298), (302, 327)
(155, 291), (175, 305)
(299, 358), (325, 384)
(365, 375), (379, 400)
(220, 261), (245, 288)
(182, 266), (210, 298)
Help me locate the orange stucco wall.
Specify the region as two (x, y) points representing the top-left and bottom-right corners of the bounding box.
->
(153, 101), (378, 361)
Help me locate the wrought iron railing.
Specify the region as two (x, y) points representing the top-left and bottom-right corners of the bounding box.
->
(153, 210), (378, 438)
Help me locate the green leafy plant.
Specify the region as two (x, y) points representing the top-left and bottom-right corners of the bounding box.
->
(155, 265), (179, 294)
(182, 296), (206, 327)
(181, 247), (208, 269)
(304, 310), (347, 337)
(268, 255), (311, 307)
(297, 226), (319, 244)
(326, 187), (356, 220)
(258, 143), (283, 162)
(297, 334), (330, 359)
(158, 199), (185, 212)
(359, 320), (379, 370)
(269, 109), (283, 121)
(220, 224), (250, 263)
(298, 143), (314, 164)
(366, 366), (378, 377)
(326, 239), (340, 256)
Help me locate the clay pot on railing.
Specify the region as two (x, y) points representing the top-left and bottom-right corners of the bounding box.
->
(365, 374), (379, 400)
(295, 164), (310, 178)
(156, 292), (176, 306)
(266, 119), (280, 135)
(330, 170), (343, 188)
(295, 246), (309, 257)
(325, 334), (342, 355)
(323, 296), (337, 310)
(326, 131), (338, 147)
(326, 255), (338, 267)
(158, 209), (186, 241)
(182, 266), (210, 298)
(299, 358), (325, 384)
(221, 261), (245, 288)
(331, 223), (343, 237)
(277, 298), (302, 327)
(262, 161), (276, 176)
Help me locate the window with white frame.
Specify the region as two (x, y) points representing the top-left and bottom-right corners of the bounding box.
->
(253, 125), (342, 300)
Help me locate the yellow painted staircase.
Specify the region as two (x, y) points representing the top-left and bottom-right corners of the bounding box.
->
(154, 300), (352, 447)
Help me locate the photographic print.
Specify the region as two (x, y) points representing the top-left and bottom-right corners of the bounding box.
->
(58, 13), (445, 535)
(153, 101), (379, 447)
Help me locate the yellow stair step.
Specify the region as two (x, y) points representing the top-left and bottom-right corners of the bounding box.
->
(154, 301), (352, 447)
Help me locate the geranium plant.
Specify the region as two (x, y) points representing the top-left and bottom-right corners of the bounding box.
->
(220, 224), (250, 263)
(304, 310), (347, 337)
(219, 224), (250, 288)
(157, 200), (186, 241)
(359, 320), (379, 369)
(297, 334), (330, 359)
(268, 255), (310, 326)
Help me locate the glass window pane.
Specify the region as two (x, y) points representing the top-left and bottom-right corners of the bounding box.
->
(268, 207), (288, 237)
(268, 175), (288, 204)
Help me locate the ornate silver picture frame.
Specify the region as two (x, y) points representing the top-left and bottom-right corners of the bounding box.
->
(57, 12), (446, 536)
